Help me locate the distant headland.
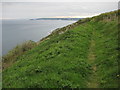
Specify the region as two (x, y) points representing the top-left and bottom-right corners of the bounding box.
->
(30, 18), (82, 21)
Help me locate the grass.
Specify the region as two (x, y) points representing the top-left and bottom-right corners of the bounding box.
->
(2, 40), (36, 69)
(2, 10), (119, 88)
(93, 21), (119, 88)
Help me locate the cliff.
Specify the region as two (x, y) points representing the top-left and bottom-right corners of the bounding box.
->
(3, 10), (119, 88)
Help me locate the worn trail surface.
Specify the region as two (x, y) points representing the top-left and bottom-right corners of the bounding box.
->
(87, 27), (99, 88)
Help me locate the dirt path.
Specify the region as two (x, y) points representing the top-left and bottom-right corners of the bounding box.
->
(87, 31), (99, 88)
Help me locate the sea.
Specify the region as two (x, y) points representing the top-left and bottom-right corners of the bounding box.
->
(2, 19), (76, 55)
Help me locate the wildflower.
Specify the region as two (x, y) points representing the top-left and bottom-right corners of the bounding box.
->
(117, 75), (119, 77)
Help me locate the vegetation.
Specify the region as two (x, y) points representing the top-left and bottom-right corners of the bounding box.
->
(2, 10), (119, 88)
(2, 40), (36, 69)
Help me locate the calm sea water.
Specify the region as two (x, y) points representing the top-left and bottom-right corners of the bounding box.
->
(2, 19), (76, 55)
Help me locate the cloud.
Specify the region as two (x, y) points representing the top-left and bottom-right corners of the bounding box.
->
(2, 2), (118, 19)
(1, 0), (119, 2)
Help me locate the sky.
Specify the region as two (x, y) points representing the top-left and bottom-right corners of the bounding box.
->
(1, 2), (118, 19)
(1, 0), (119, 2)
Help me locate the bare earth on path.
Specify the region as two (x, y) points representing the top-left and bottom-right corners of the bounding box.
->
(87, 31), (99, 88)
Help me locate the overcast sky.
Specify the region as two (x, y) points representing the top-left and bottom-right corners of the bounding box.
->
(1, 1), (119, 19)
(1, 0), (119, 2)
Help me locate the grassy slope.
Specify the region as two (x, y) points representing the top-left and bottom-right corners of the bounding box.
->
(94, 21), (119, 88)
(3, 10), (119, 88)
(2, 40), (37, 69)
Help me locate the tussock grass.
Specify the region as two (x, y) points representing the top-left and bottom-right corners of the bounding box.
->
(2, 40), (36, 69)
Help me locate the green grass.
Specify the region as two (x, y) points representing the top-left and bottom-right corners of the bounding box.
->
(93, 21), (119, 88)
(2, 10), (119, 88)
(2, 40), (36, 69)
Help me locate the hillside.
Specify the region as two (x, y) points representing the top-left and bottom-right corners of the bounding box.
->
(3, 10), (119, 88)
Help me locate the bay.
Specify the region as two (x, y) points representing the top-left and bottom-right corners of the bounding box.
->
(2, 19), (76, 55)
